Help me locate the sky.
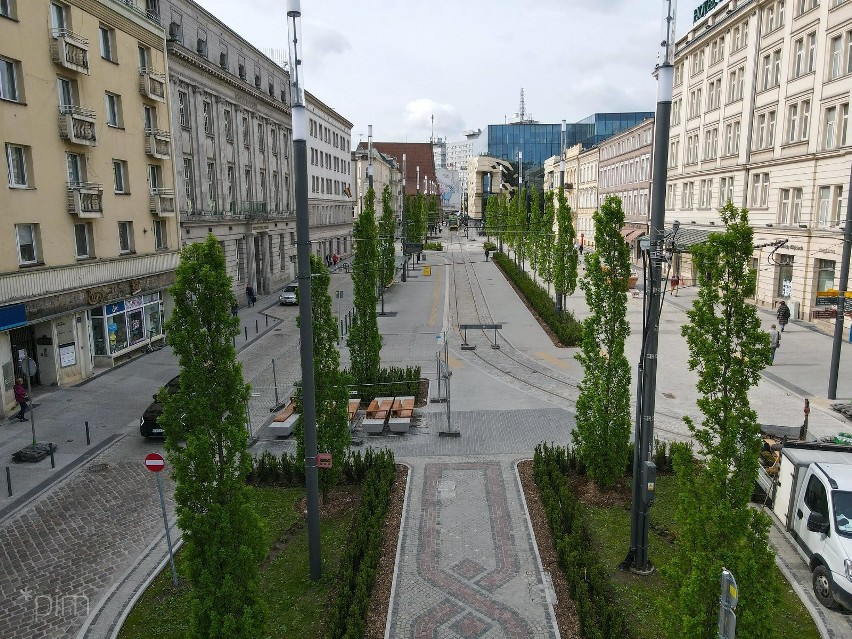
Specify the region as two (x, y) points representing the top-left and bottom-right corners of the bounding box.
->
(196, 0), (696, 145)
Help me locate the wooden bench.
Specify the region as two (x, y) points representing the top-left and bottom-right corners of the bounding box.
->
(348, 399), (361, 425)
(389, 396), (415, 433)
(362, 397), (394, 434)
(270, 401), (298, 437)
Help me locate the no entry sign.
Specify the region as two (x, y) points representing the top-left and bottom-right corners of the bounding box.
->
(145, 452), (165, 472)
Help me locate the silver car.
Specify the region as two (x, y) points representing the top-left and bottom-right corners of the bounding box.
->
(279, 283), (298, 305)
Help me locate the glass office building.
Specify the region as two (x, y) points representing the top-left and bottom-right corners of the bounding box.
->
(487, 112), (654, 174)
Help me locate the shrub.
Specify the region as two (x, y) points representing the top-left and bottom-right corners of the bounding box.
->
(492, 251), (582, 346)
(345, 365), (421, 404)
(247, 448), (387, 487)
(423, 241), (443, 251)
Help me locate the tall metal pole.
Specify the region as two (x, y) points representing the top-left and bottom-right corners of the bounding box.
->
(286, 0), (321, 580)
(828, 162), (852, 399)
(627, 0), (676, 574)
(367, 124), (373, 191)
(557, 120), (566, 314)
(402, 153), (407, 282)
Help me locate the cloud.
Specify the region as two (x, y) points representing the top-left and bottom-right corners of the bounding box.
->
(403, 99), (466, 140)
(303, 24), (352, 67)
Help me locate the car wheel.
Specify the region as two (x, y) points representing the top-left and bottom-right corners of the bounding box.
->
(813, 564), (838, 609)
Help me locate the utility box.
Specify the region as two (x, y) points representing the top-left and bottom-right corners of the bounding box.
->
(788, 300), (800, 321)
(643, 461), (657, 506)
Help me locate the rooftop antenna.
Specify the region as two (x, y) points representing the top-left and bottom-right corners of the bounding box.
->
(431, 114), (434, 143)
(518, 88), (526, 122)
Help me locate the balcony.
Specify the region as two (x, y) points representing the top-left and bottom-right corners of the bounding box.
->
(59, 105), (97, 146)
(50, 29), (90, 74)
(139, 68), (167, 102)
(67, 183), (103, 218)
(241, 202), (268, 218)
(150, 188), (176, 217)
(145, 129), (171, 159)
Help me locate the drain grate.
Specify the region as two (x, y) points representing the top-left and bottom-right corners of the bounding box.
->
(662, 392), (675, 399)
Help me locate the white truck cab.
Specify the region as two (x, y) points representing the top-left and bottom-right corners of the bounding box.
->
(763, 445), (852, 611)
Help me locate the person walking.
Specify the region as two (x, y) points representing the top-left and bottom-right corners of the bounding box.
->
(245, 284), (256, 307)
(671, 272), (680, 296)
(769, 324), (781, 365)
(13, 377), (28, 422)
(777, 300), (791, 332)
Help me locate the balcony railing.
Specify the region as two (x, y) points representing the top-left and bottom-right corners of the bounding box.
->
(67, 182), (103, 218)
(50, 29), (89, 74)
(144, 128), (171, 159)
(241, 202), (268, 217)
(150, 188), (176, 216)
(59, 105), (97, 146)
(139, 68), (166, 102)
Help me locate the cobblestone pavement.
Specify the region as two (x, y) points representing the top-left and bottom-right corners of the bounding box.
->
(387, 457), (558, 639)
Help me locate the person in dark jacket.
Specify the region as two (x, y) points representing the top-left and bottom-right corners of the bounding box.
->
(245, 284), (256, 307)
(777, 300), (791, 332)
(13, 378), (28, 422)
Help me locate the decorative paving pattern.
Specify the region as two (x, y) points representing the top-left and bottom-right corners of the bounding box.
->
(389, 459), (558, 639)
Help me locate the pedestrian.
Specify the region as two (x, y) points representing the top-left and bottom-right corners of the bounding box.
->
(13, 377), (28, 422)
(769, 323), (781, 365)
(332, 253), (339, 266)
(579, 243), (584, 255)
(777, 300), (791, 332)
(325, 254), (332, 268)
(231, 302), (239, 317)
(245, 284), (255, 307)
(671, 272), (680, 296)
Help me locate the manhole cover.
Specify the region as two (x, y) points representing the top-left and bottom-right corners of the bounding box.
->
(87, 463), (110, 474)
(662, 392), (675, 399)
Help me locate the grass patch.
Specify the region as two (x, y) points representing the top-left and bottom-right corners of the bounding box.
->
(118, 485), (356, 639)
(585, 474), (820, 639)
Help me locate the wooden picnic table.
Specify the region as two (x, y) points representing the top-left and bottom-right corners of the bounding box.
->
(391, 397), (415, 419)
(348, 399), (361, 422)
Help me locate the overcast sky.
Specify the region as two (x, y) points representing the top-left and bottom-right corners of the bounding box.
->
(196, 0), (694, 144)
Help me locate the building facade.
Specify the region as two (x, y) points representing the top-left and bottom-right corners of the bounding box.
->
(668, 0), (852, 320)
(352, 144), (403, 223)
(598, 117), (654, 261)
(466, 156), (513, 222)
(577, 147), (600, 250)
(1, 0), (178, 414)
(446, 129), (487, 214)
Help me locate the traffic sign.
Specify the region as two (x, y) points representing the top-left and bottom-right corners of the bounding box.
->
(317, 453), (332, 469)
(403, 242), (424, 255)
(145, 452), (165, 472)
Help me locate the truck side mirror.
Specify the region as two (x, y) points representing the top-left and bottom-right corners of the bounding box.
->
(807, 511), (830, 535)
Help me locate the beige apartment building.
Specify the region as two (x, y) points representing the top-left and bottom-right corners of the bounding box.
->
(577, 147), (600, 250)
(466, 155), (513, 222)
(0, 0), (177, 414)
(599, 118), (654, 261)
(352, 144), (403, 222)
(544, 143), (582, 233)
(668, 0), (852, 320)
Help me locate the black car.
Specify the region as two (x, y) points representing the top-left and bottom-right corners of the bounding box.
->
(140, 375), (180, 438)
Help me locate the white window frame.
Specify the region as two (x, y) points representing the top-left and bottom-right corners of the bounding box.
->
(99, 25), (116, 62)
(0, 56), (21, 102)
(15, 223), (38, 265)
(6, 143), (29, 188)
(113, 159), (128, 193)
(118, 221), (134, 253)
(203, 101), (213, 135)
(74, 222), (92, 258)
(105, 92), (122, 127)
(153, 219), (167, 249)
(178, 91), (189, 128)
(206, 161), (216, 207)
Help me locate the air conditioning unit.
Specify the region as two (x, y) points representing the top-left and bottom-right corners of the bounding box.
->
(219, 52), (228, 68)
(168, 22), (181, 41)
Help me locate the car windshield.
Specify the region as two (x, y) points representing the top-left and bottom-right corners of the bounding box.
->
(284, 285), (297, 293)
(833, 490), (852, 537)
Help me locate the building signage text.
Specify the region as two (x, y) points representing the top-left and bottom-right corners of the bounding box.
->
(693, 0), (718, 23)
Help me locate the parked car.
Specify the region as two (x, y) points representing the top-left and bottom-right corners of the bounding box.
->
(139, 375), (180, 438)
(279, 283), (298, 306)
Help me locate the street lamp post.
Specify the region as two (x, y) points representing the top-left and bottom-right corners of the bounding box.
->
(401, 153), (407, 282)
(557, 120), (566, 314)
(286, 0), (321, 581)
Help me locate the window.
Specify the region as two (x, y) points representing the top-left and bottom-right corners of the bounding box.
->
(777, 255), (794, 298)
(750, 173), (770, 207)
(791, 188), (803, 223)
(779, 188), (792, 223)
(153, 219), (166, 249)
(830, 35), (843, 79)
(707, 77), (721, 110)
(273, 171), (279, 209)
(245, 166), (252, 199)
(724, 120), (741, 156)
(0, 0), (15, 19)
(804, 475), (828, 519)
(138, 45), (151, 69)
(57, 77), (76, 107)
(271, 129), (278, 155)
(699, 179), (713, 208)
(823, 103), (850, 149)
(206, 161), (216, 207)
(224, 109), (233, 141)
(143, 105), (156, 131)
(113, 159), (128, 193)
(685, 132), (699, 164)
(203, 101), (213, 135)
(754, 110), (777, 150)
(118, 221), (134, 253)
(226, 165), (235, 212)
(764, 0), (785, 32)
(74, 223), (92, 258)
(817, 259), (836, 292)
(259, 170), (266, 200)
(258, 122), (265, 153)
(15, 223), (38, 265)
(681, 181), (695, 209)
(710, 36), (726, 65)
(797, 0), (819, 15)
(6, 143), (29, 187)
(178, 91), (189, 128)
(0, 56), (21, 102)
(99, 26), (116, 62)
(720, 177), (734, 205)
(806, 32), (817, 74)
(50, 2), (67, 30)
(674, 63), (684, 86)
(786, 99), (811, 143)
(666, 184), (676, 208)
(66, 152), (83, 184)
(183, 158), (193, 207)
(242, 116), (249, 146)
(105, 92), (122, 127)
(727, 66), (744, 102)
(834, 185), (845, 224)
(148, 164), (161, 190)
(761, 49), (782, 90)
(704, 128), (718, 160)
(689, 88), (702, 118)
(690, 50), (705, 75)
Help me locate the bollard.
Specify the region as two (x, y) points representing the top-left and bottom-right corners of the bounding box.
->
(255, 319), (259, 334)
(272, 359), (280, 407)
(244, 326), (248, 341)
(233, 336), (236, 348)
(49, 444), (55, 469)
(265, 314), (269, 327)
(85, 421), (90, 446)
(6, 466), (11, 497)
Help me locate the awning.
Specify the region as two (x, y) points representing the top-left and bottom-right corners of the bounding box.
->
(637, 226), (715, 252)
(620, 228), (645, 242)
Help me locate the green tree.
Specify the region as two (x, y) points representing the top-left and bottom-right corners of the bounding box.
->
(404, 194), (418, 244)
(668, 202), (777, 639)
(553, 185), (579, 309)
(295, 254), (350, 499)
(528, 188), (543, 282)
(427, 194), (439, 235)
(379, 185), (396, 287)
(506, 190), (519, 262)
(484, 194), (498, 239)
(496, 193), (509, 253)
(348, 187), (382, 385)
(538, 190), (555, 291)
(161, 235), (266, 638)
(574, 196), (631, 487)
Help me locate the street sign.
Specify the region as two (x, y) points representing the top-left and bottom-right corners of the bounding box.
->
(317, 453), (332, 469)
(404, 242), (424, 255)
(145, 452), (165, 473)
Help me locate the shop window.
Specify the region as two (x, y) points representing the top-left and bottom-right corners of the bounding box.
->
(817, 259), (836, 292)
(777, 255), (794, 298)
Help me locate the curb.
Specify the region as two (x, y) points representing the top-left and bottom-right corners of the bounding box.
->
(384, 461), (413, 639)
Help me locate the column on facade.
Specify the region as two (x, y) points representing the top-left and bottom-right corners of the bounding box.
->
(213, 96), (228, 214)
(189, 86), (206, 213)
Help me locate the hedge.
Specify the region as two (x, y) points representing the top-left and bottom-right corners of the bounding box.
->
(492, 251), (582, 347)
(423, 241), (443, 251)
(346, 365), (421, 404)
(247, 448), (387, 487)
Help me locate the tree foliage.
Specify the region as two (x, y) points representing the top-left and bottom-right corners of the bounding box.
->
(484, 195), (498, 239)
(161, 235), (266, 638)
(668, 202), (778, 639)
(574, 196), (631, 488)
(528, 188), (543, 281)
(538, 189), (555, 289)
(295, 254), (350, 499)
(553, 186), (579, 301)
(348, 187), (382, 384)
(379, 185), (396, 286)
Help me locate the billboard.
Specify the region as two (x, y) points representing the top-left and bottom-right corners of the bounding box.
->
(435, 168), (461, 210)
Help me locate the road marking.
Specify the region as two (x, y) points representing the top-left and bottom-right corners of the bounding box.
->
(448, 354), (466, 370)
(534, 351), (570, 369)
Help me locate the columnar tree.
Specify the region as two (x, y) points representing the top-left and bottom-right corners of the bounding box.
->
(427, 194), (439, 235)
(379, 184), (396, 286)
(538, 190), (555, 292)
(669, 202), (778, 639)
(553, 186), (579, 310)
(528, 187), (543, 282)
(520, 187), (539, 271)
(348, 187), (382, 384)
(574, 195), (631, 487)
(484, 195), (498, 239)
(295, 254), (350, 499)
(416, 192), (428, 243)
(507, 189), (520, 263)
(161, 235), (266, 638)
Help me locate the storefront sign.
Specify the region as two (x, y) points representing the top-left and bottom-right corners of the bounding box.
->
(786, 245), (804, 252)
(693, 0), (719, 22)
(105, 301), (126, 315)
(816, 290), (852, 308)
(253, 225), (270, 231)
(817, 247), (838, 255)
(86, 280), (143, 306)
(0, 304), (27, 331)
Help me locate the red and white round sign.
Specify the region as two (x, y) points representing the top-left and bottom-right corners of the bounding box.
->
(145, 452), (165, 473)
